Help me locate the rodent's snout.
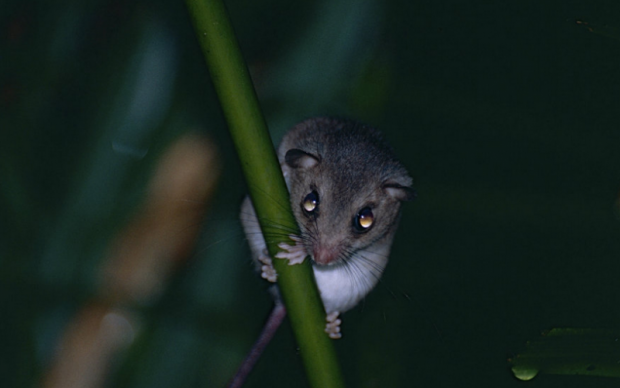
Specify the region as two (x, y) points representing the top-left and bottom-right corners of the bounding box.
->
(312, 244), (341, 266)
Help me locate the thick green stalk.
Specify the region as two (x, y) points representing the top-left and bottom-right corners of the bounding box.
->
(185, 1), (345, 387)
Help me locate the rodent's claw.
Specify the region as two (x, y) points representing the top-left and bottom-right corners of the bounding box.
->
(275, 235), (307, 265)
(325, 311), (342, 339)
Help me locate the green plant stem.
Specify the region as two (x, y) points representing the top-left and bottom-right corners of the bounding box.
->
(185, 1), (345, 387)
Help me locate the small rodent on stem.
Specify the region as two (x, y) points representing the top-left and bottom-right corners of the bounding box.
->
(240, 117), (415, 339)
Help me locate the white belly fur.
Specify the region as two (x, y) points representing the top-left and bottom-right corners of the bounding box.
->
(312, 244), (390, 314)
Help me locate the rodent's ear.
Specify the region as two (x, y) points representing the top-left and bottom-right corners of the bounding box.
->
(285, 149), (320, 169)
(383, 181), (417, 201)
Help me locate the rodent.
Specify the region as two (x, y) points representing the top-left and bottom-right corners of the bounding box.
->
(240, 117), (415, 339)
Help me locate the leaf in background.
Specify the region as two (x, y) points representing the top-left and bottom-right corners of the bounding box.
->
(510, 328), (620, 381)
(42, 133), (219, 388)
(257, 0), (385, 134)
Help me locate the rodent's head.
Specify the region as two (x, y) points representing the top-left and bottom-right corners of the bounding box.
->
(280, 118), (415, 266)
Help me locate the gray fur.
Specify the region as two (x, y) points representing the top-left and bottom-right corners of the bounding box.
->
(242, 117), (413, 315)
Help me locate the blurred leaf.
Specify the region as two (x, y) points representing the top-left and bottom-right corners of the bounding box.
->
(510, 328), (620, 381)
(258, 0), (385, 134)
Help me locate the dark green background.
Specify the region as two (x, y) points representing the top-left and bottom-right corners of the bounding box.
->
(3, 0), (620, 387)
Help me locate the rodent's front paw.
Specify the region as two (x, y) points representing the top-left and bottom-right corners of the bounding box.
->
(275, 235), (307, 265)
(258, 252), (277, 283)
(325, 311), (342, 339)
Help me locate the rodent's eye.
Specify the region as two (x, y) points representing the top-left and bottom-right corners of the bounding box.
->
(302, 191), (319, 214)
(354, 207), (374, 232)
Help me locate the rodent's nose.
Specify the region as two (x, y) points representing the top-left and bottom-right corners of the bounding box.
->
(312, 245), (340, 266)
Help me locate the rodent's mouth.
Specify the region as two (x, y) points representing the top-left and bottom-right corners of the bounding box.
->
(310, 255), (343, 267)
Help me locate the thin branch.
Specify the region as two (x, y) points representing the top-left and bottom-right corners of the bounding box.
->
(185, 1), (345, 387)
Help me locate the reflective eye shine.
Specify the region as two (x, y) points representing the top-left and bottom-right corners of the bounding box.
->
(355, 207), (374, 231)
(302, 191), (319, 213)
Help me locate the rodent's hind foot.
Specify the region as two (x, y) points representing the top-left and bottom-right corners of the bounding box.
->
(325, 311), (342, 339)
(275, 235), (307, 265)
(258, 252), (278, 283)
